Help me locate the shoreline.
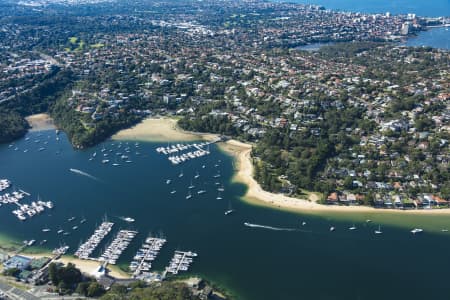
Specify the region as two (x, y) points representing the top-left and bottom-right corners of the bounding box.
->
(113, 116), (450, 216)
(21, 252), (130, 279)
(0, 237), (130, 279)
(223, 141), (450, 215)
(111, 116), (219, 142)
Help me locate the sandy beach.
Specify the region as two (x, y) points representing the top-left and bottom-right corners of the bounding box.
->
(113, 117), (450, 216)
(25, 113), (55, 131)
(112, 116), (218, 142)
(25, 253), (130, 279)
(221, 138), (450, 215)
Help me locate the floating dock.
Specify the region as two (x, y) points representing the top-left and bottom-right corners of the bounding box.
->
(156, 139), (221, 165)
(75, 221), (114, 259)
(99, 230), (138, 265)
(130, 236), (167, 278)
(166, 250), (197, 275)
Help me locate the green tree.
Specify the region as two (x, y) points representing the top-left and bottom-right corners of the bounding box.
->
(87, 281), (105, 297)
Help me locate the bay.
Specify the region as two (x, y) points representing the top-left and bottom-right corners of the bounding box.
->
(288, 0), (450, 50)
(403, 26), (450, 49)
(292, 0), (450, 17)
(2, 130), (450, 299)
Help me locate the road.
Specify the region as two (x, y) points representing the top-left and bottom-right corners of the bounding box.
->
(0, 280), (39, 300)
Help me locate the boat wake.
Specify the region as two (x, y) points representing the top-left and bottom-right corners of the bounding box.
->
(244, 222), (297, 232)
(69, 168), (101, 182)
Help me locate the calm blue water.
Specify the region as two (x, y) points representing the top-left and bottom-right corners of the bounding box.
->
(288, 0), (450, 50)
(3, 130), (450, 299)
(297, 28), (450, 50)
(291, 0), (450, 17)
(404, 26), (450, 49)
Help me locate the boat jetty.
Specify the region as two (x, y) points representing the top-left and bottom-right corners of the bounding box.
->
(99, 230), (138, 265)
(130, 236), (167, 277)
(156, 138), (222, 165)
(166, 251), (197, 275)
(1, 179), (53, 221)
(12, 199), (53, 221)
(52, 245), (70, 257)
(75, 221), (114, 259)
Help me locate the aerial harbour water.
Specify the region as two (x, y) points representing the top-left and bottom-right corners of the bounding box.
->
(295, 0), (450, 17)
(2, 130), (450, 299)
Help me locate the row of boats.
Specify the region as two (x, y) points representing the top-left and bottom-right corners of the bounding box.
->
(99, 230), (138, 265)
(13, 200), (53, 221)
(0, 179), (11, 191)
(130, 236), (167, 277)
(75, 221), (114, 259)
(156, 141), (214, 155)
(0, 190), (26, 204)
(168, 149), (210, 165)
(156, 142), (215, 165)
(166, 251), (198, 275)
(0, 179), (54, 221)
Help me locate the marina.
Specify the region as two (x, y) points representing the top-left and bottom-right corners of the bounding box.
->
(52, 245), (70, 256)
(2, 130), (450, 300)
(75, 221), (114, 259)
(99, 229), (138, 264)
(130, 236), (167, 278)
(12, 198), (53, 221)
(166, 250), (197, 275)
(156, 141), (221, 165)
(0, 179), (54, 221)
